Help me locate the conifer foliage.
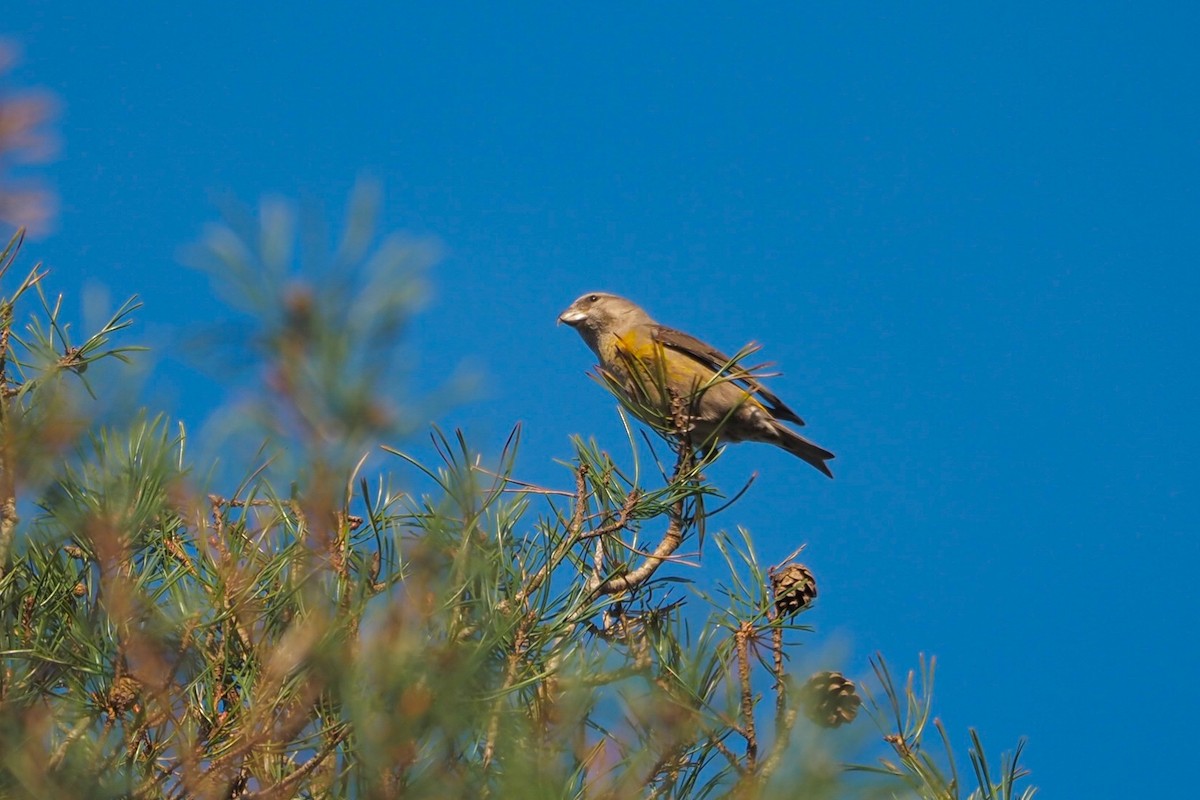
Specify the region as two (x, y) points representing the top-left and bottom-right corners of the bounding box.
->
(0, 201), (1035, 798)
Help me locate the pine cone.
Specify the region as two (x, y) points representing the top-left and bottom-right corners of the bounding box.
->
(801, 671), (861, 728)
(108, 675), (142, 714)
(770, 563), (817, 618)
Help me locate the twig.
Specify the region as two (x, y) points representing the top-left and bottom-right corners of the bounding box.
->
(509, 463), (590, 609)
(482, 619), (531, 769)
(757, 706), (798, 781)
(590, 403), (695, 596)
(736, 622), (757, 771)
(578, 489), (639, 540)
(772, 625), (785, 731)
(0, 300), (14, 576)
(590, 507), (682, 595)
(470, 465), (576, 497)
(243, 725), (350, 800)
(707, 729), (749, 776)
(590, 536), (605, 591)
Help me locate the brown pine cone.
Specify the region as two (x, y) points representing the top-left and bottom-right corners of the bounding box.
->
(770, 563), (818, 618)
(801, 670), (861, 728)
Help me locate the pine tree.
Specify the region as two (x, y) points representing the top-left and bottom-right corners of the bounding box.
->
(0, 202), (1035, 798)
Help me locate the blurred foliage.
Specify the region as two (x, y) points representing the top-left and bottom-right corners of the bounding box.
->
(0, 42), (59, 236)
(181, 182), (449, 480)
(0, 190), (1037, 799)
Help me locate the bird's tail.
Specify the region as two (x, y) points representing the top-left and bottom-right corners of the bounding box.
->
(773, 423), (835, 478)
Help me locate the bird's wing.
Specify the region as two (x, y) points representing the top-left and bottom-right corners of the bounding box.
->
(649, 324), (805, 426)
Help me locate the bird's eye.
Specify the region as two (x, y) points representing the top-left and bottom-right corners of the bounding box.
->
(587, 294), (599, 302)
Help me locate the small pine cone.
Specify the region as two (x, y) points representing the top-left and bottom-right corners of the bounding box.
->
(771, 563), (817, 618)
(109, 675), (142, 714)
(801, 671), (861, 728)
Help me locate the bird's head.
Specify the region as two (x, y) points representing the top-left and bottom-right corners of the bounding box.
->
(558, 293), (653, 343)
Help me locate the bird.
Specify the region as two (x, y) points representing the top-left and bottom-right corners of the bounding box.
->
(558, 292), (834, 477)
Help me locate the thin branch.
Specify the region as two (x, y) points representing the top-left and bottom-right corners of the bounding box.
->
(591, 396), (697, 596)
(470, 465), (576, 497)
(736, 622), (757, 771)
(482, 619), (532, 769)
(510, 463), (589, 609)
(243, 725), (349, 800)
(590, 506), (683, 595)
(772, 624), (786, 731)
(590, 535), (605, 592)
(577, 489), (639, 540)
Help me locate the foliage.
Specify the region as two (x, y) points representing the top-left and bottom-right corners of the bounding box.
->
(0, 43), (59, 235)
(0, 200), (1037, 799)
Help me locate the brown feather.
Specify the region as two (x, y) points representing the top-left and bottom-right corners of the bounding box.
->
(772, 423), (835, 478)
(649, 324), (806, 426)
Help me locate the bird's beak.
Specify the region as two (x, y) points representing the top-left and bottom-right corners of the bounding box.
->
(558, 307), (587, 327)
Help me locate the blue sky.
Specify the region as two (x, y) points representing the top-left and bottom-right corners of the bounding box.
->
(8, 3), (1199, 795)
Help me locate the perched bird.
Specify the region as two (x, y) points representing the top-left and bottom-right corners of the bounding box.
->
(558, 292), (834, 477)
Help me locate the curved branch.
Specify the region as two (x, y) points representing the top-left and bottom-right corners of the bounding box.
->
(591, 502), (684, 595)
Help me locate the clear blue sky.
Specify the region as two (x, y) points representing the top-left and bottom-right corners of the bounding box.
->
(8, 3), (1198, 795)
